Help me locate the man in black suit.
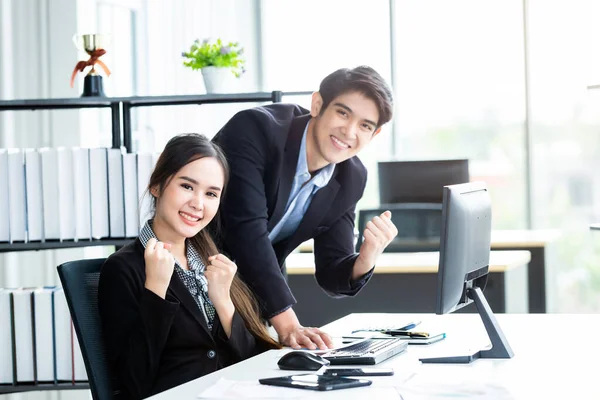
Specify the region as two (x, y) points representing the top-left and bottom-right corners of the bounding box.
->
(213, 66), (398, 350)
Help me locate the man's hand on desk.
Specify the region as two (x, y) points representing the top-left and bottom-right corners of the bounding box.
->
(353, 210), (398, 279)
(270, 308), (334, 350)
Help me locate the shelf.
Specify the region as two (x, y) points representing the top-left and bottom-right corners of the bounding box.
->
(0, 238), (132, 253)
(0, 97), (122, 149)
(0, 90), (312, 153)
(0, 382), (89, 394)
(123, 92), (280, 107)
(0, 91), (312, 109)
(121, 91), (313, 107)
(119, 90), (311, 152)
(0, 97), (118, 110)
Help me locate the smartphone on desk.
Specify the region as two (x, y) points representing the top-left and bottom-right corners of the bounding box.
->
(323, 367), (394, 377)
(259, 374), (372, 391)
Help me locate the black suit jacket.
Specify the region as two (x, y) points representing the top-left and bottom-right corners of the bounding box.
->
(98, 240), (267, 399)
(213, 103), (372, 318)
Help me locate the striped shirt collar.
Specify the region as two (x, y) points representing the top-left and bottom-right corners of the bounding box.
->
(139, 219), (205, 273)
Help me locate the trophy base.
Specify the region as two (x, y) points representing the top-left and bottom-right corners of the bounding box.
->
(82, 75), (105, 97)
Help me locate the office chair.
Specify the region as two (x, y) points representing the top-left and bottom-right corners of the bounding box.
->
(57, 258), (119, 400)
(356, 203), (442, 252)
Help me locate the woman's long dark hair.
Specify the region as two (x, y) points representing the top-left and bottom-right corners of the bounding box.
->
(147, 133), (280, 349)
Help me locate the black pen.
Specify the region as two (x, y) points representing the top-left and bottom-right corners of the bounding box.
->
(382, 330), (429, 338)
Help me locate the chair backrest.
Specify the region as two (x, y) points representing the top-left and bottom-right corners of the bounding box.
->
(57, 258), (119, 400)
(356, 203), (443, 252)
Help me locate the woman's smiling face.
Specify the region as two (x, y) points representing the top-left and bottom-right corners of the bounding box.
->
(151, 156), (225, 242)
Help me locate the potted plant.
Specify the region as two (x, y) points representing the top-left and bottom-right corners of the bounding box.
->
(182, 38), (246, 93)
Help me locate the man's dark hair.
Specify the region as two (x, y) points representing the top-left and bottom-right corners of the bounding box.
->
(318, 66), (394, 128)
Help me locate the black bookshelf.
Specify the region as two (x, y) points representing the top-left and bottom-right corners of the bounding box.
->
(0, 90), (314, 255)
(122, 91), (280, 107)
(0, 97), (122, 150)
(119, 91), (292, 152)
(0, 91), (313, 154)
(0, 382), (89, 394)
(0, 239), (132, 253)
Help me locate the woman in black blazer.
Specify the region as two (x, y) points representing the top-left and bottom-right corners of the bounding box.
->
(98, 134), (280, 399)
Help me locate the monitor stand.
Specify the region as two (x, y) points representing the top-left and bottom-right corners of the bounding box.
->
(419, 287), (514, 364)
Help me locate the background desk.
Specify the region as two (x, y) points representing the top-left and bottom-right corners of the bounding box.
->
(297, 229), (558, 313)
(149, 313), (600, 400)
(286, 251), (530, 327)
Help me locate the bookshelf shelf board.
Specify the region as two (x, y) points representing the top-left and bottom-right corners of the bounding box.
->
(0, 97), (117, 109)
(123, 92), (278, 107)
(0, 382), (90, 394)
(0, 239), (132, 253)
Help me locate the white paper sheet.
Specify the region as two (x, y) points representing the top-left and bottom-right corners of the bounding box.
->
(397, 369), (516, 400)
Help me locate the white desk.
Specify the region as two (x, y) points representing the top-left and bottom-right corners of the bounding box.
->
(148, 313), (600, 399)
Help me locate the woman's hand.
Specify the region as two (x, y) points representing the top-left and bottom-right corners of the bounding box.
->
(144, 238), (175, 299)
(205, 253), (237, 306)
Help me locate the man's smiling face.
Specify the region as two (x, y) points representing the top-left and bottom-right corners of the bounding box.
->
(307, 91), (381, 172)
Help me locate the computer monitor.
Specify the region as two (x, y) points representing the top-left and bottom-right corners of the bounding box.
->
(419, 181), (514, 364)
(378, 160), (469, 204)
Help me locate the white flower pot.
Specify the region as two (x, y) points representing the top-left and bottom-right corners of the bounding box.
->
(201, 66), (235, 93)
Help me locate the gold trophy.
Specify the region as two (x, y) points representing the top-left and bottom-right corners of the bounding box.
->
(71, 34), (111, 97)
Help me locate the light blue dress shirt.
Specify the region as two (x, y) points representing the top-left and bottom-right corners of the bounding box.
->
(269, 123), (335, 244)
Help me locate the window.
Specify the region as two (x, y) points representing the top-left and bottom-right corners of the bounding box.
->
(392, 0), (527, 229)
(527, 0), (600, 312)
(261, 0), (393, 208)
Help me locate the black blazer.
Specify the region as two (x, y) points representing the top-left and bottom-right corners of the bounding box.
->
(98, 239), (267, 399)
(213, 103), (372, 318)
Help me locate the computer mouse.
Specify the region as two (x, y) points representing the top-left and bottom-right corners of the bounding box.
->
(277, 350), (331, 371)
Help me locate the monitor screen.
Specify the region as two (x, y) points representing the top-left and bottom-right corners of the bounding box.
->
(378, 160), (469, 204)
(435, 181), (491, 315)
(420, 181), (514, 364)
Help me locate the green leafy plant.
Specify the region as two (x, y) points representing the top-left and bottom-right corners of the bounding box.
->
(182, 38), (246, 77)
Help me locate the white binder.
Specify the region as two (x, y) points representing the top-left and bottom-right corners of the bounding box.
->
(53, 289), (72, 381)
(40, 148), (60, 240)
(89, 148), (109, 239)
(123, 152), (139, 237)
(7, 149), (27, 243)
(11, 288), (35, 382)
(57, 148), (76, 241)
(0, 288), (14, 384)
(33, 287), (56, 382)
(107, 148), (125, 238)
(24, 149), (44, 242)
(0, 150), (10, 242)
(72, 148), (92, 241)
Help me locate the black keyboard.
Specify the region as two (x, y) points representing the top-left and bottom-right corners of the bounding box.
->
(321, 338), (408, 365)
